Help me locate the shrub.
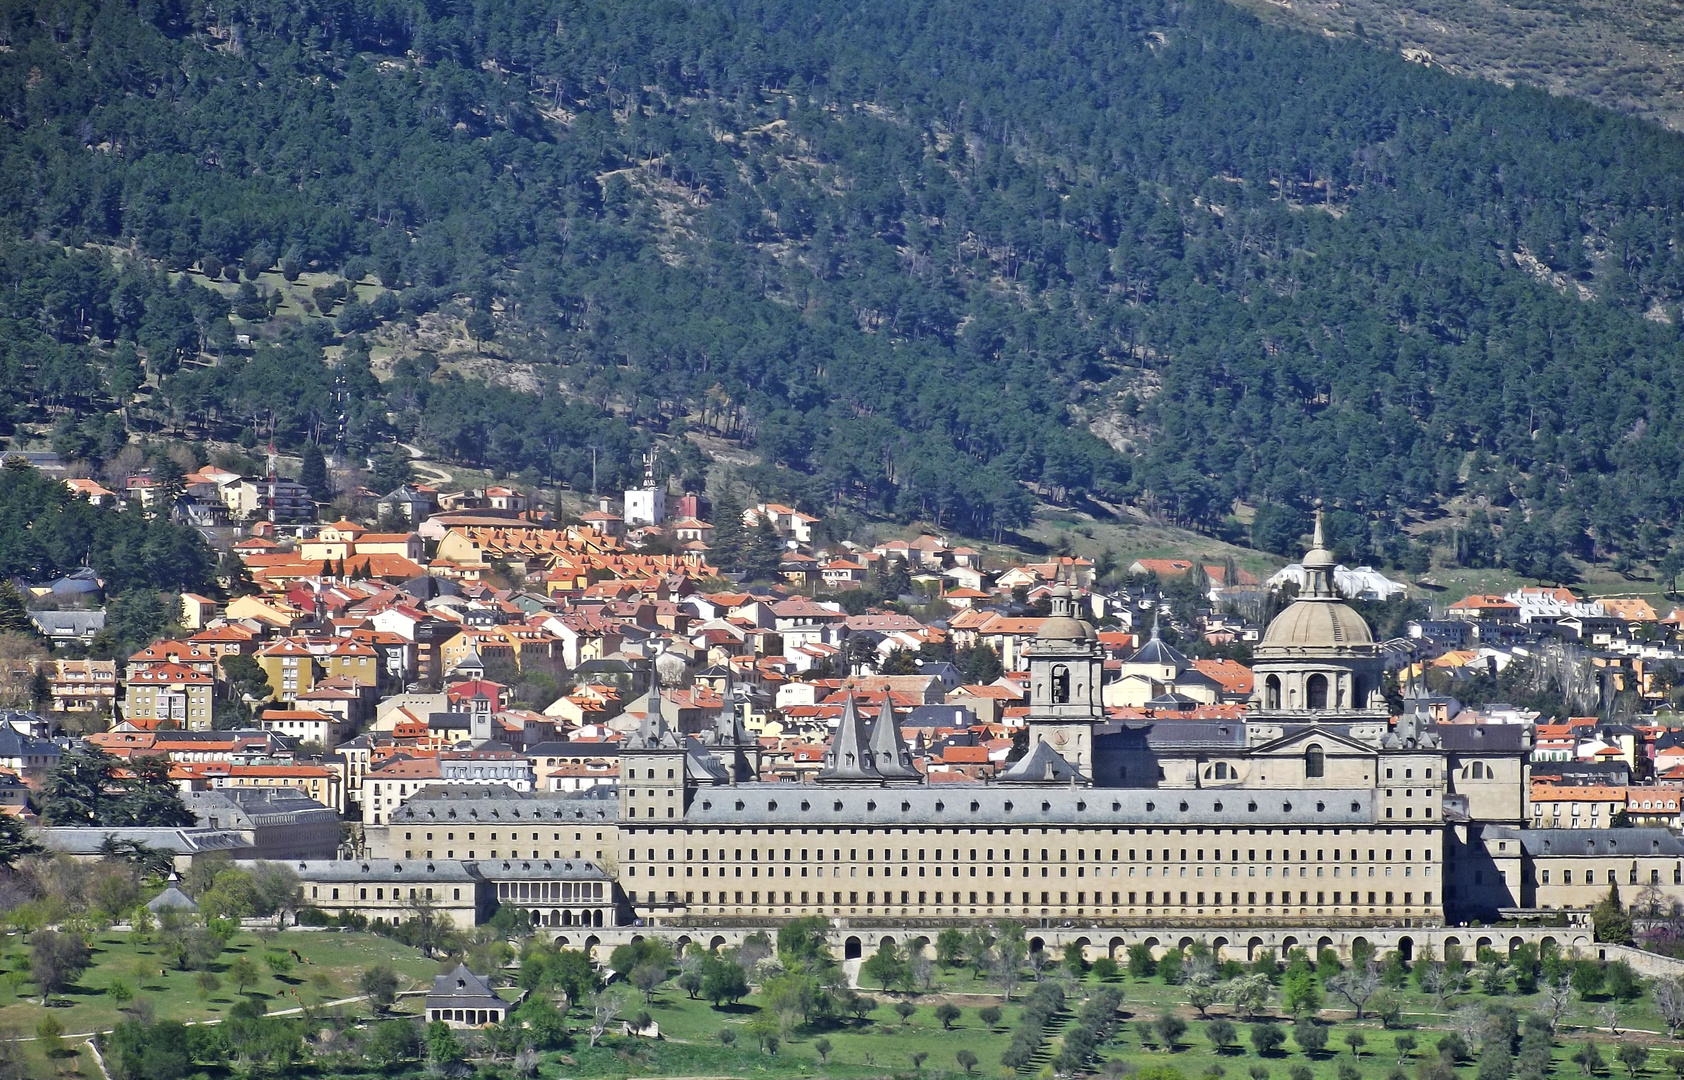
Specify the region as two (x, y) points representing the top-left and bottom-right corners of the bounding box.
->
(1252, 1024), (1286, 1056)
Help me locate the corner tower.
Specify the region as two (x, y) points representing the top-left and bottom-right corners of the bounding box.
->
(1025, 585), (1104, 775)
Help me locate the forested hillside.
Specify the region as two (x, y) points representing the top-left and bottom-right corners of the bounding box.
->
(7, 0), (1684, 567)
(1226, 0), (1684, 133)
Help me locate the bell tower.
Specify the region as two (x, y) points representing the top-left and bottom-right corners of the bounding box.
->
(1025, 585), (1104, 775)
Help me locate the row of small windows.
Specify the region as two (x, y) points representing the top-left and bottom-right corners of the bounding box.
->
(309, 885), (463, 901)
(650, 889), (1429, 908)
(621, 826), (1435, 838)
(402, 831), (605, 842)
(1537, 866), (1682, 886)
(632, 847), (1430, 863)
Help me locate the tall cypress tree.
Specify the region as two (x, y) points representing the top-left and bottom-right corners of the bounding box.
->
(300, 442), (330, 502)
(710, 493), (747, 574)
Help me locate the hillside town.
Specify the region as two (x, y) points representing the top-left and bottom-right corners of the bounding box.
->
(11, 460), (1684, 946)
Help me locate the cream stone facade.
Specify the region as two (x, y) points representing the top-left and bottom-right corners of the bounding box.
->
(609, 520), (1455, 930)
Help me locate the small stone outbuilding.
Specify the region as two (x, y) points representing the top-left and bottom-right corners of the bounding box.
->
(425, 964), (512, 1027)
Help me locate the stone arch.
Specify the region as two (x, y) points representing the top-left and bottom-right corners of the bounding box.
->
(710, 935), (728, 951)
(1052, 665), (1071, 704)
(1540, 936), (1558, 954)
(1571, 935), (1591, 950)
(592, 909), (603, 927)
(1351, 936), (1370, 960)
(1316, 936), (1333, 957)
(1307, 674), (1329, 710)
(1178, 937), (1196, 952)
(584, 934), (601, 959)
(1444, 935), (1461, 955)
(1029, 937), (1046, 954)
(1476, 936), (1493, 956)
(1264, 675), (1281, 710)
(630, 934), (645, 944)
(1281, 936), (1299, 956)
(1509, 937), (1525, 957)
(844, 936), (863, 960)
(677, 935), (693, 953)
(1397, 937), (1414, 962)
(554, 935), (570, 948)
(1247, 936), (1265, 960)
(880, 935), (898, 951)
(907, 935), (931, 959)
(1213, 936), (1230, 960)
(1109, 937), (1128, 959)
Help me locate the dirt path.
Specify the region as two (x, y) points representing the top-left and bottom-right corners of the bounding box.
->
(21, 994), (381, 1040)
(397, 442), (454, 487)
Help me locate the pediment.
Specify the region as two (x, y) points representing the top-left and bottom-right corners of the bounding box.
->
(1249, 725), (1376, 757)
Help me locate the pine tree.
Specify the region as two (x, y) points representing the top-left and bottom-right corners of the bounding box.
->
(710, 493), (747, 574)
(0, 582), (33, 637)
(300, 442), (330, 501)
(742, 520), (785, 582)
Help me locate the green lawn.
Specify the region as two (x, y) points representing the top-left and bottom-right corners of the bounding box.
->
(527, 959), (1684, 1080)
(0, 927), (440, 1039)
(9, 929), (1682, 1080)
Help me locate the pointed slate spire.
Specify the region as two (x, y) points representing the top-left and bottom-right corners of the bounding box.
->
(818, 694), (880, 781)
(629, 692), (680, 749)
(868, 694), (919, 780)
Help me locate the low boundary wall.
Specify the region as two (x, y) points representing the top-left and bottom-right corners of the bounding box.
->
(549, 923), (1595, 965)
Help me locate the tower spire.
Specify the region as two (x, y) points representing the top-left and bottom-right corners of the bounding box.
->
(868, 694), (920, 781)
(1302, 500), (1336, 598)
(818, 694), (880, 782)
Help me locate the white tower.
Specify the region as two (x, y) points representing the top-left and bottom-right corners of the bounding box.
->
(623, 453), (666, 527)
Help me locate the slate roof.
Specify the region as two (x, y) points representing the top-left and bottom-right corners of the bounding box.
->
(147, 881), (199, 913)
(37, 827), (250, 856)
(1126, 617), (1189, 669)
(867, 695), (919, 781)
(818, 695), (877, 781)
(1499, 827), (1684, 858)
(998, 740), (1089, 785)
(1427, 723), (1529, 752)
(388, 790), (616, 824)
(0, 727), (58, 759)
(684, 785), (1375, 827)
(427, 964), (508, 1009)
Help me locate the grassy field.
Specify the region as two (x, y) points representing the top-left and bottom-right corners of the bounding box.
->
(5, 922), (1682, 1080)
(517, 955), (1684, 1080)
(0, 927), (439, 1042)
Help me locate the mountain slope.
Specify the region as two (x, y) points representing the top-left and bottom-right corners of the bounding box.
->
(5, 0), (1684, 568)
(1226, 0), (1684, 133)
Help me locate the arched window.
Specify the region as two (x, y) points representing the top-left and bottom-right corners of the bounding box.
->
(1051, 664), (1071, 704)
(1305, 744), (1325, 779)
(1264, 675), (1281, 710)
(1306, 673), (1328, 710)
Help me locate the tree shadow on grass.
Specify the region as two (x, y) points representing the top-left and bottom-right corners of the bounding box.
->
(705, 1002), (758, 1015)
